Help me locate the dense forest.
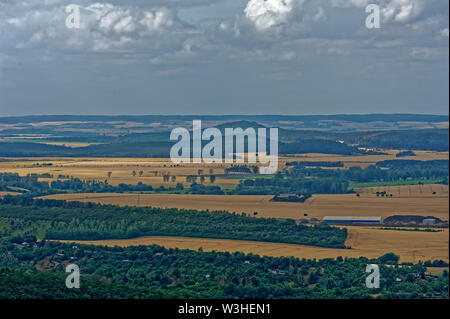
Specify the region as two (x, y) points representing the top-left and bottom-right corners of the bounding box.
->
(0, 197), (347, 248)
(0, 238), (447, 299)
(235, 175), (349, 195)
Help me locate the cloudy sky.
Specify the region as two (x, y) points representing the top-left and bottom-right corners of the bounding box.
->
(0, 0), (448, 116)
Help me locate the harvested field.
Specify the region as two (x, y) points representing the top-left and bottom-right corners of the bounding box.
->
(426, 267), (449, 276)
(355, 184), (449, 196)
(0, 191), (20, 197)
(280, 150), (449, 168)
(42, 186), (449, 220)
(0, 151), (447, 187)
(0, 158), (239, 188)
(58, 226), (449, 263)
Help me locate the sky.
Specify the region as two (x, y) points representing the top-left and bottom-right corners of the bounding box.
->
(0, 0), (448, 116)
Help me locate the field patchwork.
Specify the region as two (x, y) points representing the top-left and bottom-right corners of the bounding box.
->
(58, 226), (449, 263)
(42, 186), (449, 221)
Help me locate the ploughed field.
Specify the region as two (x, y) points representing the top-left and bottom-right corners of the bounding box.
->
(42, 184), (449, 221)
(59, 226), (449, 263)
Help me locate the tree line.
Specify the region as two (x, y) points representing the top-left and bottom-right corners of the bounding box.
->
(0, 197), (347, 248)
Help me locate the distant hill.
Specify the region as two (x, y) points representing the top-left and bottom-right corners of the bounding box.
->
(0, 114), (448, 124)
(0, 115), (448, 157)
(332, 129), (449, 152)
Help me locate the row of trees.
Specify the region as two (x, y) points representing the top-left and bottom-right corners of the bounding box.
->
(186, 175), (216, 184)
(0, 197), (348, 248)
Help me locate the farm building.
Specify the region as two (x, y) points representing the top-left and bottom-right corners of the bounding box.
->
(322, 216), (382, 224)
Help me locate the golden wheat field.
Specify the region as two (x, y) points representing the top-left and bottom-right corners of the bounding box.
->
(42, 185), (449, 220)
(280, 150), (449, 168)
(355, 184), (449, 196)
(0, 191), (20, 197)
(0, 151), (447, 188)
(58, 226), (449, 263)
(0, 157), (241, 188)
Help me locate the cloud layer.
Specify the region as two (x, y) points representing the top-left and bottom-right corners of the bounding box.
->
(0, 0), (448, 115)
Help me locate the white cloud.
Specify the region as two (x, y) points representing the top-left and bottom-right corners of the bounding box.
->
(244, 0), (299, 30)
(3, 2), (191, 55)
(313, 7), (326, 22)
(331, 0), (369, 9)
(1, 0), (448, 67)
(381, 0), (423, 23)
(332, 0), (436, 25)
(280, 51), (297, 60)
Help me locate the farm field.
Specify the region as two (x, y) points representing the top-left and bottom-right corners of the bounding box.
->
(355, 184), (449, 196)
(281, 150), (449, 168)
(426, 267), (449, 276)
(0, 139), (95, 148)
(0, 191), (20, 197)
(0, 151), (447, 188)
(0, 157), (238, 188)
(42, 185), (449, 220)
(58, 226), (449, 263)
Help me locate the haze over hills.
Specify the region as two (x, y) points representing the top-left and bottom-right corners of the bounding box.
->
(0, 114), (448, 157)
(0, 114), (448, 138)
